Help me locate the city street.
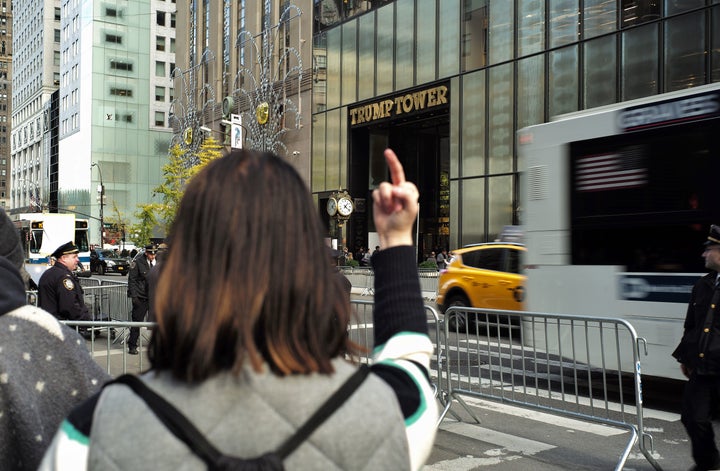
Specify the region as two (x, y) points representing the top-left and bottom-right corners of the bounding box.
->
(86, 276), (694, 470)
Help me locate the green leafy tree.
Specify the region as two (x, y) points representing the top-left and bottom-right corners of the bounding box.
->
(133, 136), (224, 240)
(104, 201), (132, 249)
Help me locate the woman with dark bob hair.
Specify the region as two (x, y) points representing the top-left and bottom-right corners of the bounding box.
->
(41, 149), (438, 470)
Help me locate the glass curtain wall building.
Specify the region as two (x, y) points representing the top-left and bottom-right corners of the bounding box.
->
(311, 0), (720, 259)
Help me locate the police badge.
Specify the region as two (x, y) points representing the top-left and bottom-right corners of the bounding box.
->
(62, 278), (74, 290)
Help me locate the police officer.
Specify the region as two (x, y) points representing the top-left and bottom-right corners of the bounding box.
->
(38, 241), (92, 323)
(127, 244), (156, 354)
(673, 224), (720, 471)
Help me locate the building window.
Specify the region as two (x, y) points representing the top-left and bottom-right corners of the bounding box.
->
(155, 61), (165, 77)
(110, 87), (133, 97)
(155, 86), (165, 101)
(157, 11), (166, 26)
(170, 37), (176, 53)
(621, 0), (661, 27)
(106, 7), (118, 17)
(106, 33), (122, 44)
(156, 36), (165, 51)
(54, 7), (60, 20)
(53, 73), (60, 85)
(155, 111), (165, 127)
(170, 12), (176, 28)
(54, 29), (60, 42)
(110, 60), (133, 72)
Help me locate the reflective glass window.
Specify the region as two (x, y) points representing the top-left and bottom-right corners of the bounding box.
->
(326, 28), (341, 110)
(549, 45), (579, 117)
(439, 0), (460, 78)
(461, 70), (486, 178)
(311, 113), (326, 192)
(341, 20), (357, 105)
(664, 11), (706, 91)
(584, 36), (617, 108)
(488, 176), (514, 240)
(517, 55), (545, 130)
(665, 0), (705, 15)
(395, 0), (415, 90)
(488, 64), (513, 175)
(358, 13), (375, 101)
(326, 108), (341, 190)
(461, 177), (486, 243)
(621, 0), (661, 27)
(622, 23), (658, 100)
(518, 0), (544, 57)
(488, 1), (513, 65)
(549, 0), (579, 48)
(462, 0), (487, 71)
(416, 0), (437, 85)
(584, 0), (617, 38)
(312, 34), (328, 114)
(376, 7), (394, 96)
(450, 180), (459, 249)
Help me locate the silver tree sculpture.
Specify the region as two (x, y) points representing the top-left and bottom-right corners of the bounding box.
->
(169, 49), (218, 164)
(230, 1), (303, 155)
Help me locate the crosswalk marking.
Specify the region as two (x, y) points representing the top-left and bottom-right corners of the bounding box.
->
(439, 420), (556, 453)
(454, 396), (627, 436)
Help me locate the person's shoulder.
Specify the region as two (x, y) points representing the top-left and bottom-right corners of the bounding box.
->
(1, 305), (80, 341)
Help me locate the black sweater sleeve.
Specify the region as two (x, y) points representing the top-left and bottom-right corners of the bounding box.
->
(371, 245), (428, 347)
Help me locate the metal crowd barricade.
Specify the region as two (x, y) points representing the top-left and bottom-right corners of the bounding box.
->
(63, 320), (155, 376)
(440, 306), (662, 471)
(348, 300), (444, 406)
(417, 268), (439, 301)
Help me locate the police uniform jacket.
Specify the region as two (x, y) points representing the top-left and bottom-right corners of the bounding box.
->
(128, 254), (153, 300)
(672, 271), (720, 375)
(38, 262), (91, 321)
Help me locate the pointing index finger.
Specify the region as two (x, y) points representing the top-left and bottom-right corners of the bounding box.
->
(384, 149), (406, 185)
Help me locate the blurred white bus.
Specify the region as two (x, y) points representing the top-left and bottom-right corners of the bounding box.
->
(519, 83), (720, 381)
(13, 213), (91, 283)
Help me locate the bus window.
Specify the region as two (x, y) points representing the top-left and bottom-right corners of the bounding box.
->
(30, 230), (43, 254)
(569, 120), (720, 272)
(75, 228), (89, 252)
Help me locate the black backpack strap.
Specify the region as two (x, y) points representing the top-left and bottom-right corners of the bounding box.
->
(108, 364), (369, 465)
(108, 374), (223, 468)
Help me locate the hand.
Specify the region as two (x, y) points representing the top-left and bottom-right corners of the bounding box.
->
(372, 149), (419, 250)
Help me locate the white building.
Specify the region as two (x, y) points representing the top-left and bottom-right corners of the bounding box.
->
(57, 0), (175, 245)
(10, 0), (59, 211)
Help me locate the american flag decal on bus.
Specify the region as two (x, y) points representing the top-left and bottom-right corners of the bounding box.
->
(575, 147), (647, 192)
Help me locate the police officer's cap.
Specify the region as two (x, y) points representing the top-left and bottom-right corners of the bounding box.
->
(51, 241), (79, 259)
(145, 244), (157, 254)
(705, 225), (720, 247)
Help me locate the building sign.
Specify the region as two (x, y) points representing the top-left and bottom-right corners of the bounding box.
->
(349, 83), (450, 127)
(618, 273), (698, 304)
(618, 91), (720, 132)
(231, 114), (243, 149)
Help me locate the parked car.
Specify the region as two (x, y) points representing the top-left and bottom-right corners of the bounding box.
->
(90, 248), (130, 276)
(437, 242), (526, 331)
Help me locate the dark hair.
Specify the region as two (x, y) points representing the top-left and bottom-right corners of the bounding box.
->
(149, 149), (356, 382)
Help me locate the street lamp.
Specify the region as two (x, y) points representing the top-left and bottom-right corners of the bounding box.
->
(91, 162), (104, 248)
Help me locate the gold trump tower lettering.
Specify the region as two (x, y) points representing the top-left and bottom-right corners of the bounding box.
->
(350, 85), (449, 126)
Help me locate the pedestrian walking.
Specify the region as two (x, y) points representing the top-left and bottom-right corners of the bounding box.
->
(41, 148), (437, 470)
(126, 244), (156, 354)
(673, 224), (720, 471)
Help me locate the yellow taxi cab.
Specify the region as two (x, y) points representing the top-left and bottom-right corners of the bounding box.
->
(437, 242), (526, 331)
